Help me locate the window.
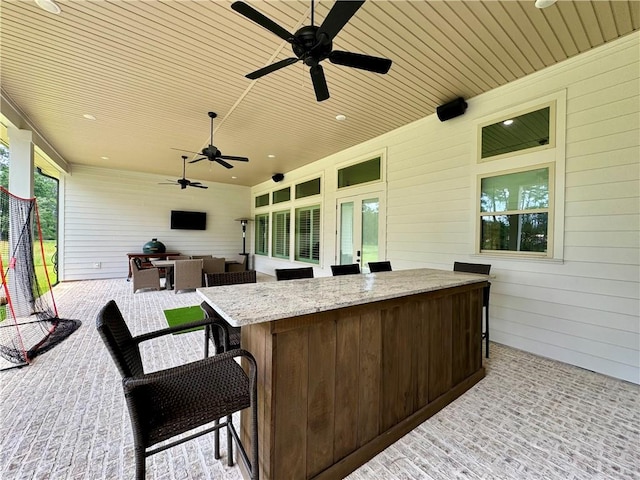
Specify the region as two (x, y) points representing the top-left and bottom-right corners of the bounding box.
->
(479, 166), (552, 256)
(255, 193), (269, 208)
(480, 104), (554, 162)
(295, 178), (321, 199)
(295, 205), (320, 263)
(255, 213), (269, 255)
(338, 156), (381, 188)
(273, 187), (290, 204)
(272, 210), (290, 259)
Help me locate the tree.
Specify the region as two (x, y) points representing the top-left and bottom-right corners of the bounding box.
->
(0, 144), (58, 240)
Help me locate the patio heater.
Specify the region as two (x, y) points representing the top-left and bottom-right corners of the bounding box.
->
(235, 217), (253, 267)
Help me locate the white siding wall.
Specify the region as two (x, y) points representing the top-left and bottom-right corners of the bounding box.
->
(251, 33), (640, 383)
(60, 165), (250, 281)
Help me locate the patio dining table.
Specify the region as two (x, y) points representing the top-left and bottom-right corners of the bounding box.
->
(151, 259), (176, 289)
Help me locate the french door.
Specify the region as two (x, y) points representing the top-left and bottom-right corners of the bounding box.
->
(336, 193), (385, 272)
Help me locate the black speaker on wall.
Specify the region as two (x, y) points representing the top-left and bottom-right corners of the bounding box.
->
(272, 173), (284, 183)
(436, 97), (468, 122)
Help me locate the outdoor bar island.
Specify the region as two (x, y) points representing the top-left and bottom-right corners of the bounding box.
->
(197, 268), (488, 480)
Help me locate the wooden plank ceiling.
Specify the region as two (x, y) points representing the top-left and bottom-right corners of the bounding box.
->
(1, 0), (638, 186)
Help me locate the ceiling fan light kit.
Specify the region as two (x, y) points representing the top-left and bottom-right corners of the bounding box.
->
(231, 0), (392, 102)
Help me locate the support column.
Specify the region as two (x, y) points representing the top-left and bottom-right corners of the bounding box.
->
(7, 127), (35, 199)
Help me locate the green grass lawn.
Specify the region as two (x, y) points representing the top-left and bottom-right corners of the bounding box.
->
(1, 240), (57, 321)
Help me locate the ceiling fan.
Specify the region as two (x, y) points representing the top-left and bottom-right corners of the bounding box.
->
(173, 111), (249, 169)
(231, 0), (392, 102)
(159, 156), (208, 190)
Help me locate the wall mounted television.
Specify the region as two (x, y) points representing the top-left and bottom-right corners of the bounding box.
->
(170, 210), (207, 230)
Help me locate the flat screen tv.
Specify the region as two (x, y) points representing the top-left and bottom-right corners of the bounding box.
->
(170, 210), (207, 230)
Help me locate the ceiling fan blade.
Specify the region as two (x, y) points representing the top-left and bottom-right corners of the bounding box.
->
(310, 64), (330, 102)
(215, 158), (234, 169)
(188, 157), (207, 164)
(159, 181), (178, 185)
(219, 155), (249, 162)
(192, 184), (209, 189)
(329, 50), (392, 74)
(231, 1), (295, 43)
(317, 0), (365, 42)
(246, 57), (299, 80)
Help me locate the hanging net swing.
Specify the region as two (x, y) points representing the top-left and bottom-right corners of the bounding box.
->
(0, 186), (80, 368)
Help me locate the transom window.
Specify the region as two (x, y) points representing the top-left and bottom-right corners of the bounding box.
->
(338, 156), (381, 188)
(255, 193), (269, 208)
(273, 187), (290, 204)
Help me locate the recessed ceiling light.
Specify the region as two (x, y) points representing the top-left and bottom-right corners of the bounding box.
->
(83, 114), (96, 120)
(231, 176), (237, 179)
(335, 114), (347, 121)
(100, 156), (109, 160)
(503, 119), (514, 126)
(35, 0), (61, 14)
(267, 154), (276, 158)
(535, 0), (557, 8)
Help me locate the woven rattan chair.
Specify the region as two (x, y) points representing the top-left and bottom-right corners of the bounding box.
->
(173, 259), (203, 293)
(275, 267), (314, 281)
(130, 259), (161, 293)
(330, 263), (361, 276)
(368, 261), (392, 272)
(453, 261), (492, 358)
(202, 270), (257, 356)
(96, 300), (259, 480)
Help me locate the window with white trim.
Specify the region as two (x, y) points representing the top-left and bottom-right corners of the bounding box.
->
(255, 213), (269, 256)
(479, 165), (553, 255)
(295, 205), (320, 263)
(272, 210), (290, 259)
(474, 92), (566, 260)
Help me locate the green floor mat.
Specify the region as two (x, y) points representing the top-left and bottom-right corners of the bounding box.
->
(163, 305), (205, 334)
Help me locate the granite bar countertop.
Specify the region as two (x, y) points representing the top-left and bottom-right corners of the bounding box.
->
(197, 268), (488, 327)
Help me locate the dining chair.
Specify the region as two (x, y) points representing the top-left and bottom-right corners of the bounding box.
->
(330, 264), (361, 276)
(368, 261), (392, 272)
(227, 254), (249, 272)
(453, 261), (492, 358)
(129, 259), (161, 293)
(275, 267), (314, 281)
(96, 300), (259, 480)
(172, 259), (203, 293)
(202, 257), (226, 274)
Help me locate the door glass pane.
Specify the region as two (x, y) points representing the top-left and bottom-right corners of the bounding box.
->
(339, 202), (354, 264)
(361, 198), (379, 268)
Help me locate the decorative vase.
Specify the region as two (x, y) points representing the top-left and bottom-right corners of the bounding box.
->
(142, 238), (166, 254)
